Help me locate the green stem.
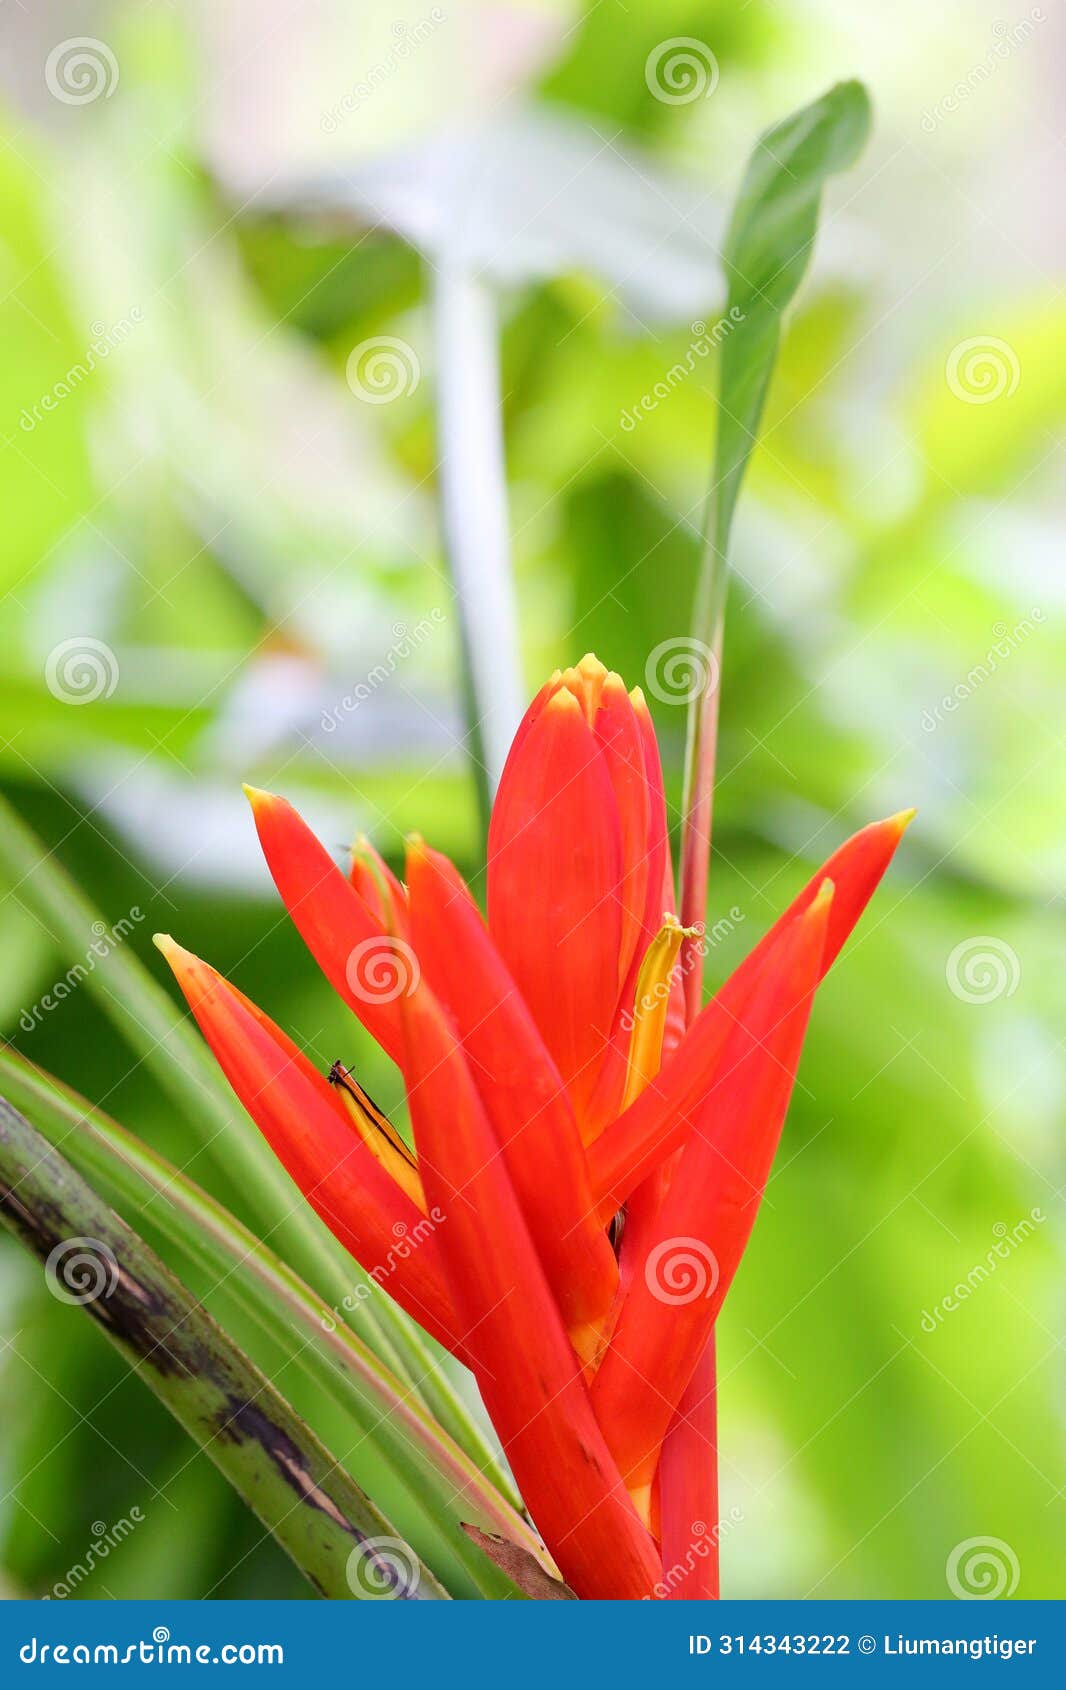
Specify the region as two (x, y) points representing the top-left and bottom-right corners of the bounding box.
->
(678, 509), (726, 1017)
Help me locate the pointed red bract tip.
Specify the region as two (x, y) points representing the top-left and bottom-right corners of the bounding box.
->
(154, 933), (463, 1356)
(243, 786), (408, 1066)
(349, 833), (408, 930)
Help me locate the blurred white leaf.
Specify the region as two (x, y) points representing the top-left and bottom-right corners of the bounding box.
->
(249, 105), (730, 322)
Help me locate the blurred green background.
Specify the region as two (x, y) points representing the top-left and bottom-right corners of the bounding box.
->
(1, 0), (1063, 1600)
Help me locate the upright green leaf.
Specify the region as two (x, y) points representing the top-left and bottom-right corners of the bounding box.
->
(0, 1098), (447, 1600)
(679, 82), (873, 987)
(711, 80), (872, 568)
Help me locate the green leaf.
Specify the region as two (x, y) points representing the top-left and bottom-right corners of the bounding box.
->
(0, 1048), (537, 1598)
(711, 80), (872, 571)
(0, 1096), (448, 1601)
(679, 82), (872, 966)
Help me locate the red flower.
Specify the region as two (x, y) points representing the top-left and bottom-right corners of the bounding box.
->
(156, 654), (910, 1599)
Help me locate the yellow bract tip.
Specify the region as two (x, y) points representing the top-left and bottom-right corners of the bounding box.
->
(241, 783), (272, 808)
(544, 685), (582, 717)
(891, 806), (918, 832)
(152, 932), (174, 955)
(557, 654), (611, 724)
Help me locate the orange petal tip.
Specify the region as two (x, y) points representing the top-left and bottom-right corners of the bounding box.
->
(154, 933), (201, 974)
(403, 833), (429, 872)
(352, 831), (386, 867)
(241, 782), (276, 810)
(599, 669), (629, 697)
(577, 651), (607, 676)
(558, 653), (612, 722)
(543, 684), (583, 719)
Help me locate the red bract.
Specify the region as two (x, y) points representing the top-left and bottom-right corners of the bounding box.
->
(156, 653), (911, 1600)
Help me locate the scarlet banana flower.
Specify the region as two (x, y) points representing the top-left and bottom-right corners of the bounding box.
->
(157, 654), (910, 1599)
